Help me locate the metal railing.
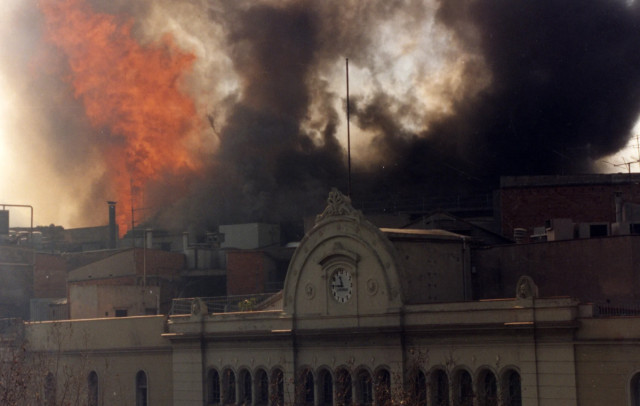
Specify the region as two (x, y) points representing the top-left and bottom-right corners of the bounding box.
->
(593, 302), (640, 317)
(169, 293), (277, 315)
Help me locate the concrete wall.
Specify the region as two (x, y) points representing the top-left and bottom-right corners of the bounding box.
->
(394, 239), (471, 303)
(219, 223), (280, 250)
(25, 316), (172, 406)
(68, 250), (135, 281)
(66, 249), (184, 319)
(70, 284), (162, 319)
(68, 248), (184, 282)
(574, 317), (640, 405)
(0, 246), (33, 318)
(473, 235), (640, 302)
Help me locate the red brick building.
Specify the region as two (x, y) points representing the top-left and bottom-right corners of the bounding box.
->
(33, 253), (68, 299)
(226, 247), (293, 296)
(499, 174), (640, 241)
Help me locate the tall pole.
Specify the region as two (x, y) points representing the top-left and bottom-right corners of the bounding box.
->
(130, 177), (135, 248)
(346, 58), (352, 197)
(636, 133), (640, 172)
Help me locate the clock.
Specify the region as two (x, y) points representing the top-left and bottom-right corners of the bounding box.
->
(330, 268), (353, 303)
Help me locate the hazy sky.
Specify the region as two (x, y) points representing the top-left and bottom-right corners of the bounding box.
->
(1, 0), (640, 230)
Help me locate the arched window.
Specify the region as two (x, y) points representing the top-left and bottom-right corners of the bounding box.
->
(136, 370), (148, 406)
(375, 369), (391, 406)
(478, 370), (497, 406)
(318, 368), (333, 406)
(239, 369), (252, 404)
(223, 369), (236, 405)
(255, 369), (269, 406)
(430, 369), (449, 406)
(44, 372), (56, 406)
(207, 369), (221, 405)
(88, 371), (99, 406)
(271, 369), (284, 406)
(454, 370), (473, 406)
(356, 370), (373, 406)
(413, 370), (427, 406)
(503, 370), (522, 406)
(297, 369), (315, 405)
(633, 373), (640, 406)
(336, 368), (352, 406)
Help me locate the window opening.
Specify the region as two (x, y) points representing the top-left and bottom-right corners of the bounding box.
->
(479, 370), (497, 406)
(240, 370), (252, 404)
(319, 369), (333, 406)
(302, 370), (314, 406)
(413, 370), (426, 406)
(336, 369), (352, 406)
(208, 369), (220, 405)
(456, 370), (473, 406)
(136, 370), (148, 406)
(223, 369), (236, 405)
(430, 369), (449, 406)
(504, 370), (522, 406)
(357, 370), (373, 406)
(88, 371), (98, 406)
(271, 369), (284, 406)
(44, 372), (56, 406)
(375, 369), (391, 406)
(255, 369), (269, 405)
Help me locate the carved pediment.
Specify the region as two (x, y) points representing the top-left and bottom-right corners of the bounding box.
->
(315, 188), (362, 224)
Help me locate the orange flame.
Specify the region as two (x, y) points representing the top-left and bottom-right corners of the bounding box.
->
(39, 0), (199, 236)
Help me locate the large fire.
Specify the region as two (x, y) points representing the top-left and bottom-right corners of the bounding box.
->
(39, 0), (199, 236)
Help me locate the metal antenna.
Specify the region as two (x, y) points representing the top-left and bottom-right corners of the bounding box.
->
(613, 134), (640, 173)
(635, 133), (640, 172)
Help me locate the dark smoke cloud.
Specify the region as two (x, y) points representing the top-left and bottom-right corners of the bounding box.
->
(164, 3), (348, 230)
(171, 0), (439, 230)
(432, 0), (640, 177)
(6, 0), (640, 231)
(349, 0), (640, 201)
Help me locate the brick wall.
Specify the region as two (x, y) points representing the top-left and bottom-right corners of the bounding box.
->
(34, 253), (68, 298)
(500, 177), (640, 239)
(226, 251), (265, 295)
(133, 249), (185, 277)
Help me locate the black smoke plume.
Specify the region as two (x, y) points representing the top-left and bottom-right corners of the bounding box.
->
(5, 0), (640, 230)
(186, 0), (640, 228)
(354, 0), (640, 201)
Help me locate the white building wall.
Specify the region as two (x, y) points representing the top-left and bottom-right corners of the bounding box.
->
(172, 340), (204, 406)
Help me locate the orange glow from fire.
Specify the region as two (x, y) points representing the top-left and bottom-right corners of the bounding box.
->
(39, 0), (199, 236)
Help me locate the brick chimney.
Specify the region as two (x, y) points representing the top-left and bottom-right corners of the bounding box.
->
(107, 201), (117, 249)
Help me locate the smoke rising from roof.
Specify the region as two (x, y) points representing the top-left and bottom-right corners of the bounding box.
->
(3, 0), (640, 230)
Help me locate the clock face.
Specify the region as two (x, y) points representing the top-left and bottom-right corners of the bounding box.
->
(330, 268), (353, 303)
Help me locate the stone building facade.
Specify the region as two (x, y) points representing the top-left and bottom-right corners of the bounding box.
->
(163, 190), (640, 406)
(12, 189), (640, 406)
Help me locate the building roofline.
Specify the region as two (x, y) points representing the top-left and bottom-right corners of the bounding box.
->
(500, 173), (640, 188)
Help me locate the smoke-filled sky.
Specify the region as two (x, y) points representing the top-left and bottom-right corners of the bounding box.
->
(1, 0), (640, 231)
